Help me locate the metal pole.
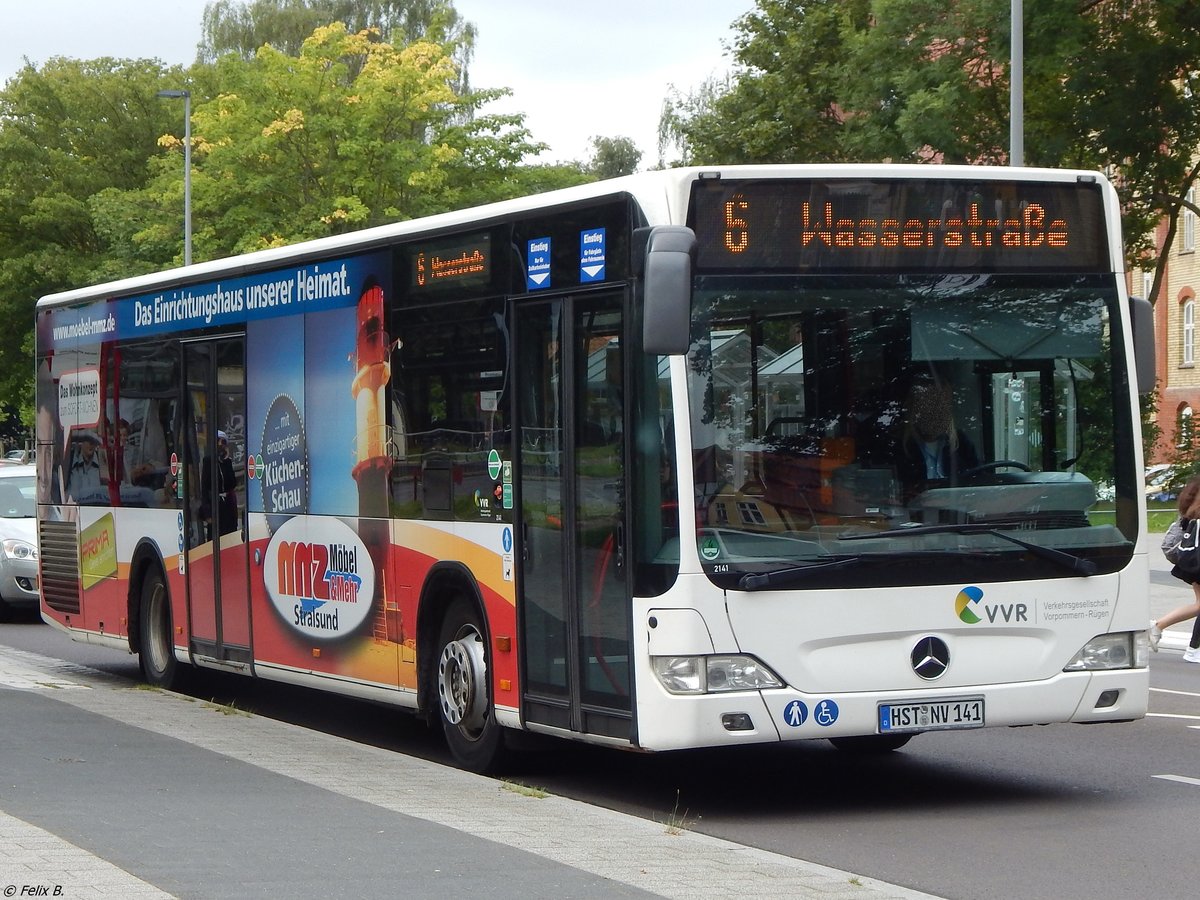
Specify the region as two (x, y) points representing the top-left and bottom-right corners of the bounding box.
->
(1010, 0), (1024, 167)
(156, 89), (192, 265)
(183, 92), (192, 266)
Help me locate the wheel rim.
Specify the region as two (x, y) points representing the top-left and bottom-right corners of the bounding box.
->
(146, 582), (169, 675)
(437, 624), (488, 738)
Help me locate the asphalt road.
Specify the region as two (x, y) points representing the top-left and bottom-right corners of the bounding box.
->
(4, 609), (1198, 900)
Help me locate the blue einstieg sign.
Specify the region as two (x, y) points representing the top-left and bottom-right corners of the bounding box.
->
(48, 256), (378, 349)
(580, 227), (606, 282)
(526, 237), (551, 290)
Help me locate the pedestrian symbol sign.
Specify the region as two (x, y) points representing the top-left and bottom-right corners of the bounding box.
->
(580, 227), (605, 282)
(527, 237), (551, 290)
(783, 700), (808, 727)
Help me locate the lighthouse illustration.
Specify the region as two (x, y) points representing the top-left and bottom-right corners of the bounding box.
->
(351, 278), (398, 642)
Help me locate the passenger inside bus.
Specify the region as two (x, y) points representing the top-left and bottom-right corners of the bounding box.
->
(66, 431), (107, 505)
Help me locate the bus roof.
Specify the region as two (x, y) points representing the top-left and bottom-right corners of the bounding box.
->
(36, 163), (1111, 311)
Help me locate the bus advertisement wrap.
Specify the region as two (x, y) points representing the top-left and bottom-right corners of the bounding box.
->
(48, 256), (377, 349)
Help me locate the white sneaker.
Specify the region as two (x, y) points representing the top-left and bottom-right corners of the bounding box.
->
(1149, 621), (1163, 652)
(1183, 647), (1200, 664)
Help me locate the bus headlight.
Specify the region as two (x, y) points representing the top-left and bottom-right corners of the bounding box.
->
(652, 654), (784, 694)
(1063, 632), (1146, 672)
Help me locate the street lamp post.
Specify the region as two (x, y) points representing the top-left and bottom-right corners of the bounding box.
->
(1010, 0), (1023, 167)
(156, 89), (192, 266)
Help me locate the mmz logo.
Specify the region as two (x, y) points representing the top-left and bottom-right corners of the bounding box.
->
(264, 516), (375, 640)
(955, 585), (1028, 625)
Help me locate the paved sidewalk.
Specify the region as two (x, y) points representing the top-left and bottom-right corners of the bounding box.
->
(0, 646), (939, 900)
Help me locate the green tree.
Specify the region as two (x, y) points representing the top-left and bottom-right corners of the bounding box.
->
(198, 0), (476, 91)
(1166, 408), (1200, 494)
(585, 136), (641, 179)
(662, 0), (1200, 292)
(837, 0), (1011, 164)
(1142, 387), (1163, 471)
(0, 57), (186, 413)
(121, 24), (557, 258)
(1053, 1), (1200, 298)
(659, 1), (865, 166)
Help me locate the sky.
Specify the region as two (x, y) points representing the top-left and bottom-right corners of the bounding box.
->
(0, 0), (754, 167)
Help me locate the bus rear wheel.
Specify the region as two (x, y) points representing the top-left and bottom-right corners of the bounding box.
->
(829, 734), (914, 754)
(138, 570), (180, 689)
(436, 598), (505, 773)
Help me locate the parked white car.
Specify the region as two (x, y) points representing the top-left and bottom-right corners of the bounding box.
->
(0, 465), (37, 616)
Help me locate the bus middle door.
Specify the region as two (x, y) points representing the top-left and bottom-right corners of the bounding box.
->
(183, 337), (252, 667)
(514, 291), (633, 741)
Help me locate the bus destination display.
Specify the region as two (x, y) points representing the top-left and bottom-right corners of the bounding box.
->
(689, 178), (1109, 273)
(408, 232), (492, 291)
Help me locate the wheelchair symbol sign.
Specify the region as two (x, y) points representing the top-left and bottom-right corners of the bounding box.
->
(814, 699), (839, 726)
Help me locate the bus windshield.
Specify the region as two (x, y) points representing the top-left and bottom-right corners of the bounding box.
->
(686, 272), (1136, 589)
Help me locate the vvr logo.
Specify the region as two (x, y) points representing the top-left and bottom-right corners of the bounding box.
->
(955, 585), (1028, 625)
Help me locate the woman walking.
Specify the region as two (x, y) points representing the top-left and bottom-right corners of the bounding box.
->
(1151, 476), (1200, 662)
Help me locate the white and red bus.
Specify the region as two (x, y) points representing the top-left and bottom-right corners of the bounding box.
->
(36, 165), (1153, 771)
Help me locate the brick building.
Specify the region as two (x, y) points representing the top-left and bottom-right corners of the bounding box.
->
(1140, 183), (1200, 464)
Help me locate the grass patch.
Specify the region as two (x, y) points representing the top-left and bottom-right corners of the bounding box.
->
(1089, 504), (1176, 532)
(1148, 507), (1178, 531)
(204, 698), (251, 717)
(663, 789), (692, 836)
(500, 780), (548, 799)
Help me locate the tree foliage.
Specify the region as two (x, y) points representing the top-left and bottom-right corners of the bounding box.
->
(0, 57), (186, 413)
(585, 136), (641, 179)
(198, 0), (477, 91)
(160, 24), (551, 256)
(661, 1), (859, 166)
(663, 0), (1200, 294)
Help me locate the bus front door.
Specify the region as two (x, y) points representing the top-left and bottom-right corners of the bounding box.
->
(183, 337), (252, 666)
(515, 292), (633, 740)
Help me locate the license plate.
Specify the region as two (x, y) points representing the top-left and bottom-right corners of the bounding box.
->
(879, 697), (985, 733)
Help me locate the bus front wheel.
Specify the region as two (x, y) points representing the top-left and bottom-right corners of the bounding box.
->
(436, 598), (505, 773)
(138, 570), (180, 689)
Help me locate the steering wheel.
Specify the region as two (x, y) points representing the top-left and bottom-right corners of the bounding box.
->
(963, 460), (1032, 477)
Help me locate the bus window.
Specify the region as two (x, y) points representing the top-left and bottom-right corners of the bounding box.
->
(389, 297), (510, 523)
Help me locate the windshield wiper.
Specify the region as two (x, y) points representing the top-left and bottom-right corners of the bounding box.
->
(838, 523), (1098, 576)
(738, 556), (864, 591)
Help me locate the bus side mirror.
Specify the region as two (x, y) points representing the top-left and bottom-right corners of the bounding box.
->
(1129, 295), (1156, 394)
(641, 226), (695, 356)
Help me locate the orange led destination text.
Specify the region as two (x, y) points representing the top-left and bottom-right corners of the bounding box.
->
(722, 198), (1070, 254)
(414, 248), (487, 286)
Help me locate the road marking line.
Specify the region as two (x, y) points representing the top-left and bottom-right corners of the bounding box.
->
(1154, 774), (1200, 787)
(1151, 687), (1200, 698)
(1145, 712), (1200, 720)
